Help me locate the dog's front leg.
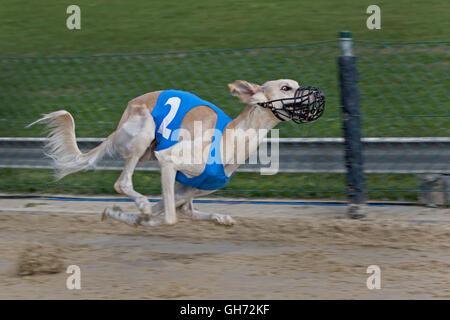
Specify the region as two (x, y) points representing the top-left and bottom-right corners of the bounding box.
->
(150, 184), (213, 216)
(178, 200), (235, 226)
(160, 163), (178, 225)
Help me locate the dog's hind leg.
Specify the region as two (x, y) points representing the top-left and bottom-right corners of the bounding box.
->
(114, 156), (152, 214)
(102, 205), (163, 227)
(111, 104), (155, 215)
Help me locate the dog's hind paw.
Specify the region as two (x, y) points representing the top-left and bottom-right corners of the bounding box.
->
(101, 208), (108, 221)
(101, 206), (124, 222)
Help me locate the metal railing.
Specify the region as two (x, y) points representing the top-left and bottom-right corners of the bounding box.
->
(0, 137), (449, 174)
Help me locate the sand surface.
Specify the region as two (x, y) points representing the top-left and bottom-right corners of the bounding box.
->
(0, 196), (449, 299)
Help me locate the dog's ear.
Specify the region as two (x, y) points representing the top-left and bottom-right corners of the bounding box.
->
(228, 80), (261, 104)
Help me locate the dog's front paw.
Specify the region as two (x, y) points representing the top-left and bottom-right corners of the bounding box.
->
(213, 214), (235, 226)
(136, 197), (152, 215)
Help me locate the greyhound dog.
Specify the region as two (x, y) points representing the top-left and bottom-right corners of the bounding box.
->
(29, 79), (324, 227)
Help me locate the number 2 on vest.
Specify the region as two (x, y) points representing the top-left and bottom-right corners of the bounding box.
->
(157, 97), (181, 139)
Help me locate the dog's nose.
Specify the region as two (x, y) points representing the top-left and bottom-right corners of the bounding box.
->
(316, 90), (325, 100)
(310, 88), (324, 102)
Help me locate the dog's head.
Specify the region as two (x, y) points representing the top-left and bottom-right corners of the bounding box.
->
(228, 79), (325, 123)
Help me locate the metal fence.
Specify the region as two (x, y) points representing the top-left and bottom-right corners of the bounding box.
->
(0, 39), (448, 202)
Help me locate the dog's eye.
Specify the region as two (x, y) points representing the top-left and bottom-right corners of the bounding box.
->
(281, 86), (292, 91)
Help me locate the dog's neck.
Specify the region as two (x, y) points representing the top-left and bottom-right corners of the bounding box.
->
(229, 104), (280, 132)
(222, 104), (281, 173)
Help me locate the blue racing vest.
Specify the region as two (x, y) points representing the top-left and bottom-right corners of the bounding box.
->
(152, 90), (233, 190)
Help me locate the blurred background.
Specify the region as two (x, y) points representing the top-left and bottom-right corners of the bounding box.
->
(0, 0), (448, 202)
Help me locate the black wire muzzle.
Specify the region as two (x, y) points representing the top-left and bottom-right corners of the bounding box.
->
(257, 86), (325, 124)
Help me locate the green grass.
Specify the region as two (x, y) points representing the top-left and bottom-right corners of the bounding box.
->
(0, 1), (448, 138)
(1, 42), (448, 138)
(0, 168), (419, 201)
(0, 0), (448, 56)
(0, 0), (448, 200)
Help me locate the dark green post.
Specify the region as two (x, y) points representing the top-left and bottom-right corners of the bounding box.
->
(338, 31), (366, 218)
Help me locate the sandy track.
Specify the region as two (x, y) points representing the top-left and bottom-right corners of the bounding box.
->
(0, 196), (449, 299)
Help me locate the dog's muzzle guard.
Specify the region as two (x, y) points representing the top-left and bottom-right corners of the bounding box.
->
(258, 86), (325, 124)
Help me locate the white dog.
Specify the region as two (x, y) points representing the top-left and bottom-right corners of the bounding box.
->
(30, 79), (324, 227)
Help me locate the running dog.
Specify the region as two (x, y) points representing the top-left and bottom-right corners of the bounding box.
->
(29, 79), (324, 227)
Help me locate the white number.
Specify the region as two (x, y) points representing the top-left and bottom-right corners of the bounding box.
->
(158, 97), (181, 139)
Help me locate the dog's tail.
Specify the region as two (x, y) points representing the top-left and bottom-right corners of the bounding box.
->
(27, 110), (114, 179)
